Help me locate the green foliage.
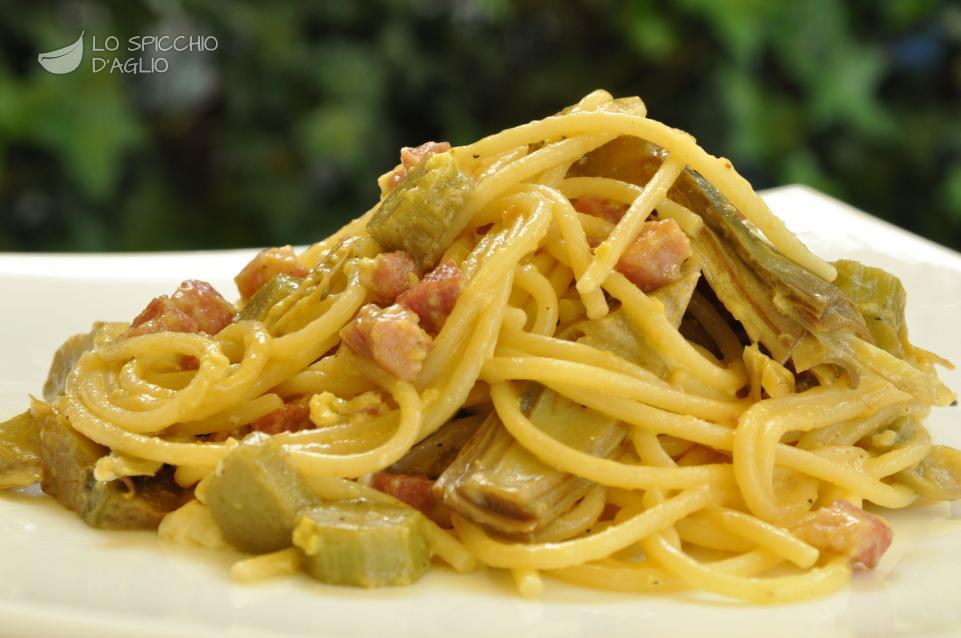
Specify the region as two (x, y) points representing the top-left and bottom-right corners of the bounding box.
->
(0, 0), (959, 252)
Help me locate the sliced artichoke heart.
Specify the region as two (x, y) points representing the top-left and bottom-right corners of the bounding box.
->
(367, 151), (473, 268)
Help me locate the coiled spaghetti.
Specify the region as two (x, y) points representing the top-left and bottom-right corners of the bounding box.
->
(39, 90), (958, 602)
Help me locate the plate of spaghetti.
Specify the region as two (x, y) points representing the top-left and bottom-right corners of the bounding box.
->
(1, 91), (960, 638)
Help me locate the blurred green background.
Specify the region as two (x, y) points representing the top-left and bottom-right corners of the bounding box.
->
(1, 0), (960, 253)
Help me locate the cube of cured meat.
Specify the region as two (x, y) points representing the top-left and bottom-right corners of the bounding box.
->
(235, 246), (309, 300)
(250, 402), (313, 435)
(371, 472), (437, 516)
(615, 219), (691, 292)
(366, 251), (419, 305)
(794, 500), (894, 569)
(126, 280), (233, 338)
(396, 261), (464, 333)
(573, 196), (628, 223)
(340, 304), (432, 381)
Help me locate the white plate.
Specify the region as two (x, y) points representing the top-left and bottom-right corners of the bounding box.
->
(1, 185), (960, 638)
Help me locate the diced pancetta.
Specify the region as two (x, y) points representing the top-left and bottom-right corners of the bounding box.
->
(234, 245), (308, 300)
(126, 280), (233, 338)
(250, 402), (313, 435)
(127, 297), (199, 337)
(615, 218), (691, 291)
(794, 500), (894, 569)
(573, 196), (628, 223)
(397, 261), (463, 333)
(170, 280), (235, 335)
(366, 251), (419, 304)
(371, 472), (437, 515)
(339, 304), (432, 381)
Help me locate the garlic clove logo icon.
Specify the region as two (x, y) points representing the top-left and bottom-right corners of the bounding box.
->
(38, 31), (84, 74)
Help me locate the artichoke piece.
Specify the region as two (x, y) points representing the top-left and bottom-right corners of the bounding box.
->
(206, 432), (316, 553)
(84, 469), (186, 529)
(570, 136), (872, 362)
(439, 296), (658, 537)
(43, 322), (128, 401)
(292, 500), (431, 588)
(897, 446), (961, 501)
(387, 413), (484, 479)
(436, 392), (624, 537)
(0, 410), (41, 490)
(673, 167), (869, 341)
(689, 223), (806, 362)
(236, 273), (302, 323)
(43, 331), (94, 402)
(651, 256), (702, 327)
(40, 407), (102, 515)
(262, 236), (377, 335)
(831, 259), (907, 358)
(39, 406), (187, 529)
(574, 260), (699, 382)
(43, 329), (95, 401)
(568, 135), (664, 185)
(570, 137), (803, 361)
(367, 151), (473, 268)
(577, 310), (671, 379)
(665, 157), (869, 343)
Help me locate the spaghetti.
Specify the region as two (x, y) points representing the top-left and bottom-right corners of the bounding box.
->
(3, 90), (958, 602)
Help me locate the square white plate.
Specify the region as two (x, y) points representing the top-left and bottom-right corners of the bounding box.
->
(1, 185), (960, 638)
